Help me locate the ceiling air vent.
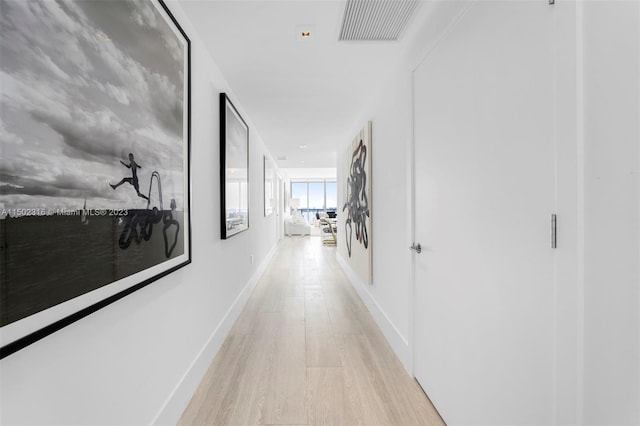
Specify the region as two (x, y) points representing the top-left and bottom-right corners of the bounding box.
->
(339, 0), (419, 42)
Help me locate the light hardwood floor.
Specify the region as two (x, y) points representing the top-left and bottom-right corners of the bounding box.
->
(179, 237), (444, 426)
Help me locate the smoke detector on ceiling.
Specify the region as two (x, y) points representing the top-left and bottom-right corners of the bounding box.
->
(339, 0), (419, 42)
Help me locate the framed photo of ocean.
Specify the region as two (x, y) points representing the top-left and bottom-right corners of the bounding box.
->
(0, 0), (191, 358)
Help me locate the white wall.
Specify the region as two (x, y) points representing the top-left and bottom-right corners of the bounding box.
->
(0, 2), (280, 424)
(336, 66), (414, 366)
(280, 168), (337, 181)
(582, 1), (640, 423)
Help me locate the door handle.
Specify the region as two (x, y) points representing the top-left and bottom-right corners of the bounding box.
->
(409, 243), (422, 254)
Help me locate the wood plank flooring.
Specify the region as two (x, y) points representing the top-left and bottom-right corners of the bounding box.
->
(179, 237), (444, 426)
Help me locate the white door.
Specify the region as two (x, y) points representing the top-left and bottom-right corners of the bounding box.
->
(412, 2), (557, 424)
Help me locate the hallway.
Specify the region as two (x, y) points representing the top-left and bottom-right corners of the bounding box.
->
(179, 237), (443, 425)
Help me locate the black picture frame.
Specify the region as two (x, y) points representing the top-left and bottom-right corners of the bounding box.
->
(220, 93), (250, 239)
(0, 0), (192, 359)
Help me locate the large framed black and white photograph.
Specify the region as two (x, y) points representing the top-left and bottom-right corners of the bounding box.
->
(0, 0), (191, 358)
(220, 93), (249, 239)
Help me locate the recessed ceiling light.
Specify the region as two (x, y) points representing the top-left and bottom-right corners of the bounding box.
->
(296, 25), (315, 42)
(299, 144), (308, 149)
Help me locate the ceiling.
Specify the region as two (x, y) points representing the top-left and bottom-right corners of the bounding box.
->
(179, 0), (436, 169)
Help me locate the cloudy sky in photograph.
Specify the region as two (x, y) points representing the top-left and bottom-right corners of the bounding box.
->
(0, 0), (187, 213)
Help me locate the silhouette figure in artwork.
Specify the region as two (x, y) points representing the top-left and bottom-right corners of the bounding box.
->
(109, 153), (149, 201)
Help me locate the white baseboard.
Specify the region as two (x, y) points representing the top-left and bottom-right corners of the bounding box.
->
(152, 243), (278, 425)
(335, 253), (411, 372)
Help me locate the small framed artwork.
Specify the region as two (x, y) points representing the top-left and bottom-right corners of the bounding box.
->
(0, 0), (191, 358)
(283, 181), (290, 213)
(264, 155), (275, 217)
(276, 175), (282, 216)
(220, 93), (249, 239)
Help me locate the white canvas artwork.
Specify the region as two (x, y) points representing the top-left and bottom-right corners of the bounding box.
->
(342, 121), (372, 284)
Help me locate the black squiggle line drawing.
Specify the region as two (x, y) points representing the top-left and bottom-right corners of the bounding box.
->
(342, 139), (369, 257)
(118, 208), (161, 249)
(162, 199), (180, 258)
(117, 205), (180, 259)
